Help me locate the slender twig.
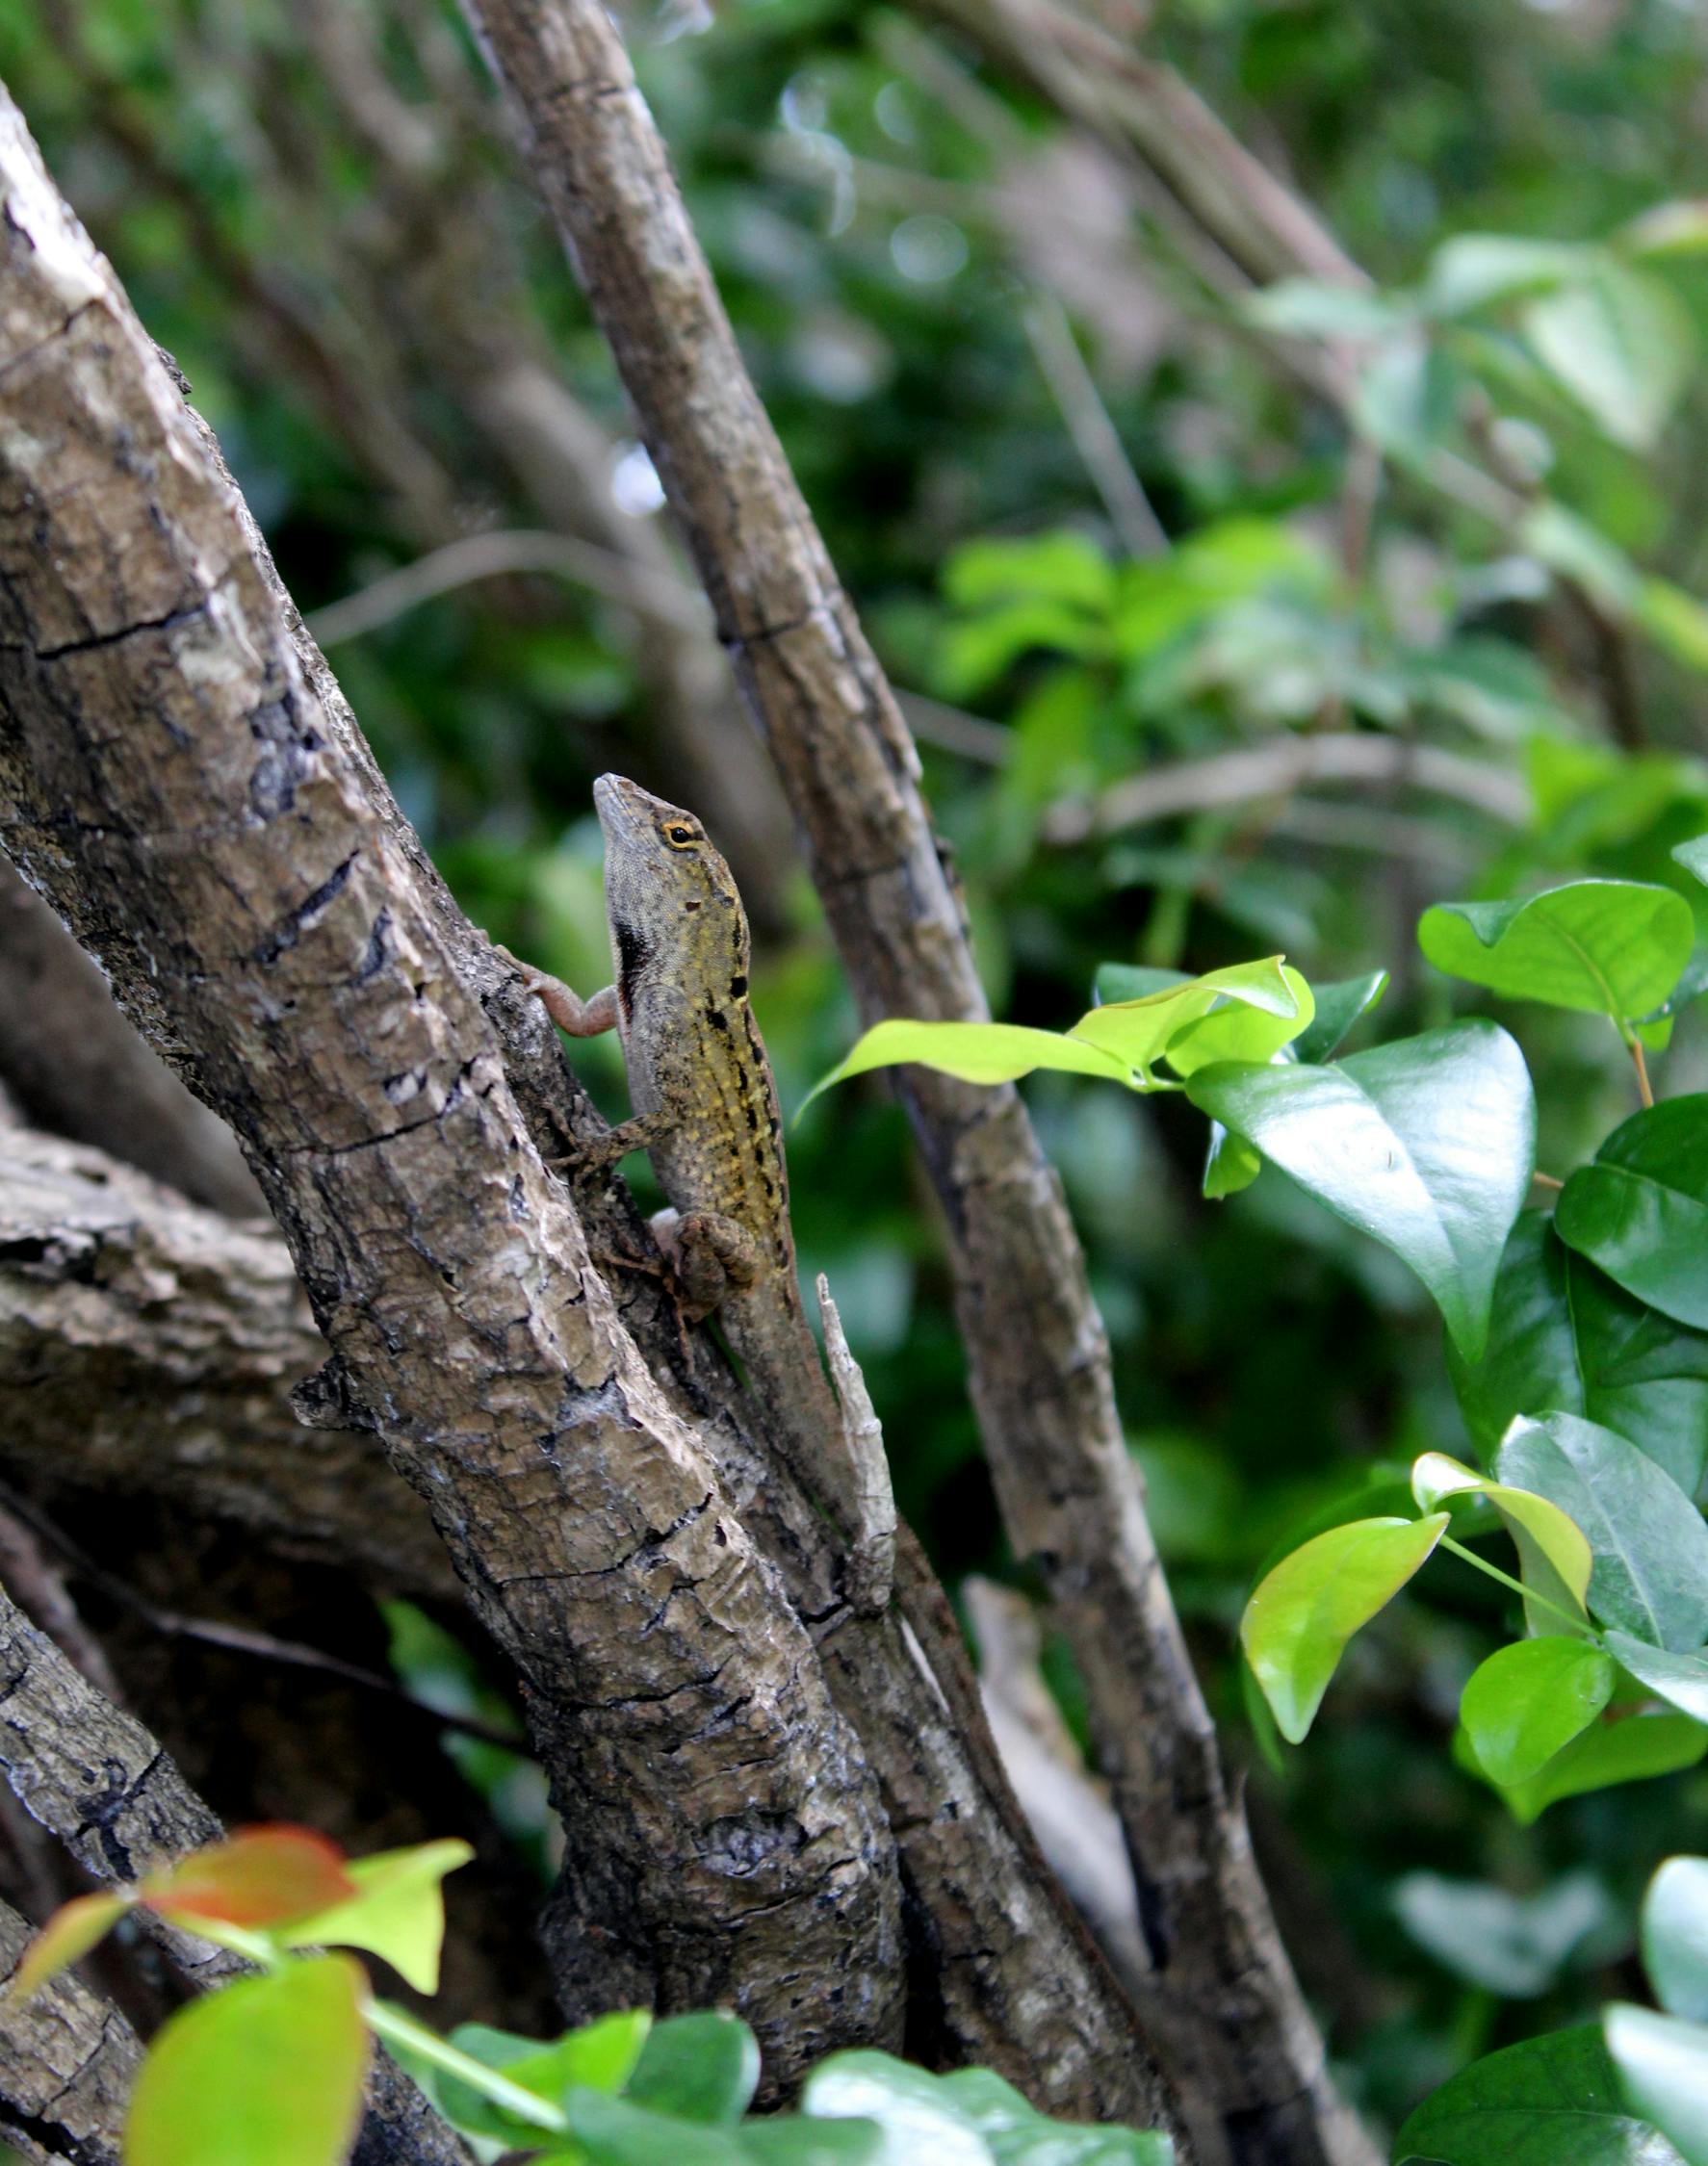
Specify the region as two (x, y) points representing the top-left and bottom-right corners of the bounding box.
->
(1437, 1534), (1592, 1638)
(1631, 1036), (1656, 1109)
(1021, 294), (1168, 558)
(306, 529), (707, 646)
(1531, 1171), (1565, 1195)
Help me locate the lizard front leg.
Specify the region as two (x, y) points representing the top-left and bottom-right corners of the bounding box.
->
(493, 943), (620, 1039)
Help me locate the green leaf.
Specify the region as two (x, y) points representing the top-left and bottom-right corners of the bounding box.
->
(1073, 957), (1308, 1076)
(1242, 278), (1407, 339)
(282, 1839), (473, 1993)
(125, 1954), (371, 2166)
(1497, 1414), (1708, 1651)
(1523, 265), (1695, 449)
(1292, 971), (1389, 1064)
(1186, 1022), (1536, 1358)
(1607, 1636), (1708, 1727)
(1418, 881), (1695, 1026)
(1240, 1512), (1449, 1743)
(1396, 2022), (1686, 2164)
(433, 2025), (554, 2141)
(802, 2052), (1172, 2166)
(1606, 2005), (1708, 2166)
(1558, 1101), (1708, 1331)
(1421, 234), (1594, 317)
(1203, 1123), (1262, 1199)
(935, 2066), (1173, 2163)
(1157, 967), (1315, 1076)
(559, 2088), (748, 2166)
(1412, 1450), (1593, 1627)
(1395, 1870), (1616, 1998)
(1448, 1214), (1708, 1497)
(434, 2010), (654, 2137)
(1093, 965), (1189, 1006)
(739, 2120), (887, 2165)
(1460, 1638), (1616, 1786)
(1644, 1857), (1708, 2022)
(1676, 837), (1708, 889)
(1497, 1712), (1708, 1823)
(627, 2013), (761, 2127)
(9, 1890), (131, 2002)
(801, 1019), (1131, 1107)
(945, 531), (1116, 613)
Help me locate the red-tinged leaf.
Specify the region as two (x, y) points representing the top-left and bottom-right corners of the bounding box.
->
(9, 1890), (131, 2002)
(125, 1953), (371, 2166)
(143, 1827), (355, 1930)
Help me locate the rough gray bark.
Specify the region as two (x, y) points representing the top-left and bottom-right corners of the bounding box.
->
(0, 84), (1178, 2132)
(0, 857), (264, 1215)
(451, 7), (1369, 2161)
(0, 84), (897, 2082)
(0, 1580), (473, 2166)
(0, 1124), (453, 1595)
(0, 1895), (139, 2166)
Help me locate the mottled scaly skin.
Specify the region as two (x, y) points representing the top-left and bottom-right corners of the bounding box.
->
(566, 775), (863, 1553)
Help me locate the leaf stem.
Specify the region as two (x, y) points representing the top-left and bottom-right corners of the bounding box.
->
(1530, 1170), (1564, 1194)
(1630, 1035), (1655, 1109)
(365, 2000), (569, 2135)
(1437, 1533), (1592, 1637)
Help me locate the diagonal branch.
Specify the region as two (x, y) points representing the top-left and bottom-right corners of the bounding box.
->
(451, 6), (1374, 2161)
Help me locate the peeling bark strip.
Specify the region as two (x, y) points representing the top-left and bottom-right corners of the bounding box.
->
(0, 1582), (474, 2166)
(0, 86), (900, 2078)
(453, 8), (1372, 2161)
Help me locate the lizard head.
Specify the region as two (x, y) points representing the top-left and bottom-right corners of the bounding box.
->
(593, 773), (751, 1016)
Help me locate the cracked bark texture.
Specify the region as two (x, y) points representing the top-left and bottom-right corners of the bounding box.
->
(0, 85), (1180, 2133)
(452, 7), (1370, 2162)
(0, 1123), (453, 1595)
(0, 1580), (474, 2166)
(0, 1894), (138, 2166)
(0, 83), (898, 2086)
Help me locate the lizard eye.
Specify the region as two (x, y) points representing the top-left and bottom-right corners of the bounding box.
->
(663, 823), (700, 849)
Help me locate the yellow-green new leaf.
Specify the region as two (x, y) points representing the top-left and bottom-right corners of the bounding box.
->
(1159, 966), (1316, 1077)
(9, 1891), (131, 2003)
(283, 1840), (473, 1994)
(1072, 955), (1306, 1077)
(1241, 1512), (1450, 1743)
(1411, 1451), (1592, 1630)
(126, 1954), (371, 2166)
(801, 1019), (1131, 1112)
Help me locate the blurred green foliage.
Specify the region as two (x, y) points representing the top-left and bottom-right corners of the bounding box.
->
(10, 0), (1708, 2141)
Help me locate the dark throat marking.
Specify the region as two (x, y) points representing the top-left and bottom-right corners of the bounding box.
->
(613, 917), (654, 1014)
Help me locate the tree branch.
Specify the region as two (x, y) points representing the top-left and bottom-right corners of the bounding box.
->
(0, 1894), (139, 2166)
(450, 7), (1370, 2160)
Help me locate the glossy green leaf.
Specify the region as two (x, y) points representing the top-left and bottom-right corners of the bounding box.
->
(10, 1890), (131, 2002)
(1497, 1415), (1708, 1651)
(1448, 1215), (1708, 1497)
(434, 2011), (655, 2137)
(1187, 1022), (1536, 1358)
(1606, 1637), (1708, 1727)
(1158, 967), (1314, 1076)
(282, 1839), (473, 1993)
(1606, 2005), (1708, 2166)
(738, 2120), (888, 2165)
(803, 2052), (1171, 2166)
(1292, 971), (1389, 1064)
(1460, 1638), (1616, 1786)
(1072, 956), (1307, 1076)
(1496, 1712), (1708, 1824)
(1203, 1123), (1262, 1199)
(1412, 1451), (1592, 1626)
(1524, 264), (1695, 448)
(627, 2012), (761, 2127)
(1676, 837), (1708, 889)
(801, 1019), (1130, 1106)
(1240, 1512), (1449, 1742)
(125, 1954), (371, 2166)
(1395, 1869), (1615, 1997)
(1644, 1858), (1708, 2023)
(1396, 2022), (1686, 2165)
(1418, 880), (1694, 1025)
(1558, 1100), (1708, 1330)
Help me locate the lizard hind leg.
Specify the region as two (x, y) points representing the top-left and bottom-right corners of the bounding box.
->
(649, 1206), (764, 1322)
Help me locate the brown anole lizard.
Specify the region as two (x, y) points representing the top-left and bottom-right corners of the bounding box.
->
(502, 773), (895, 1613)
